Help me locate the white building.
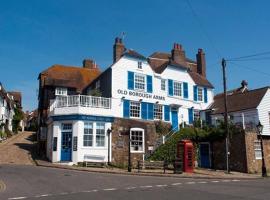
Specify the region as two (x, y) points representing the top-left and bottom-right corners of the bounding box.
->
(0, 83), (15, 134)
(45, 38), (214, 165)
(205, 81), (270, 135)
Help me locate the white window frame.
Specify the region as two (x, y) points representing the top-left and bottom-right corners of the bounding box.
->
(161, 79), (166, 91)
(254, 140), (262, 160)
(96, 122), (106, 147)
(138, 61), (142, 69)
(130, 128), (144, 153)
(134, 73), (146, 91)
(194, 109), (200, 122)
(83, 122), (93, 147)
(55, 87), (67, 96)
(130, 101), (141, 118)
(173, 81), (182, 97)
(197, 87), (203, 102)
(154, 104), (163, 120)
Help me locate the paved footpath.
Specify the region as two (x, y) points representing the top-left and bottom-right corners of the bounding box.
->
(0, 132), (35, 165)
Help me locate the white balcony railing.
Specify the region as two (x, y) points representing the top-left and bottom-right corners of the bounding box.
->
(50, 95), (111, 111)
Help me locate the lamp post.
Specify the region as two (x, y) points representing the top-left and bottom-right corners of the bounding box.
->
(256, 121), (267, 177)
(107, 128), (112, 166)
(128, 129), (132, 172)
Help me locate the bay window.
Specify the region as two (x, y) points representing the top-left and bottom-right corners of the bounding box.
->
(96, 123), (105, 147)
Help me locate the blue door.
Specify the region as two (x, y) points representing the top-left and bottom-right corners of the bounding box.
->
(171, 110), (179, 131)
(61, 131), (72, 161)
(199, 143), (211, 168)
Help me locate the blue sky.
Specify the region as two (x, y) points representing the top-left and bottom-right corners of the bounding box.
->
(1, 0), (270, 111)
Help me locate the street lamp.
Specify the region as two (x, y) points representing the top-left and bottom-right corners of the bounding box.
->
(107, 128), (112, 166)
(256, 121), (267, 177)
(128, 129), (132, 172)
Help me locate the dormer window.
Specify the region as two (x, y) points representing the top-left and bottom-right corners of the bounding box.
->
(138, 61), (142, 69)
(55, 87), (67, 96)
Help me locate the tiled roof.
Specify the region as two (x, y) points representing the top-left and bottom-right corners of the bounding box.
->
(40, 65), (101, 92)
(209, 87), (269, 115)
(124, 49), (147, 60)
(188, 71), (214, 88)
(149, 52), (197, 63)
(8, 91), (22, 107)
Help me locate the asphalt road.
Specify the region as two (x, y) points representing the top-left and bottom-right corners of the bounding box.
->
(0, 165), (269, 200)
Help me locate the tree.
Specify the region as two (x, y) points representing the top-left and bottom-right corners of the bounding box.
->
(12, 107), (24, 133)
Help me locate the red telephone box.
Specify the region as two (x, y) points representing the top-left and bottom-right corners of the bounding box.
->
(177, 140), (194, 173)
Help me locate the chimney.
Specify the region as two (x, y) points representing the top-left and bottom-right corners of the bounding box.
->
(240, 80), (248, 92)
(196, 48), (206, 77)
(113, 37), (125, 63)
(83, 59), (97, 69)
(171, 43), (186, 65)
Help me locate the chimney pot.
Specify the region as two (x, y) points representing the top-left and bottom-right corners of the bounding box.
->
(113, 37), (125, 63)
(196, 48), (206, 77)
(171, 43), (186, 65)
(83, 59), (97, 69)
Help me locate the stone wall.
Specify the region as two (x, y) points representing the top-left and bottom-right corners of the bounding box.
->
(212, 131), (248, 172)
(212, 130), (270, 173)
(245, 131), (270, 173)
(111, 118), (157, 167)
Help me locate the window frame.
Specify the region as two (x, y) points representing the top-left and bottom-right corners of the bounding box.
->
(193, 109), (200, 122)
(197, 87), (203, 102)
(130, 128), (144, 153)
(55, 87), (67, 96)
(173, 81), (182, 97)
(254, 140), (262, 160)
(134, 73), (146, 92)
(154, 104), (163, 120)
(138, 61), (142, 69)
(161, 79), (166, 91)
(95, 122), (106, 147)
(130, 101), (141, 118)
(83, 122), (93, 147)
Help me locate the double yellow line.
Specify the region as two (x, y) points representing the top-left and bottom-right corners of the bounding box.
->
(0, 180), (6, 192)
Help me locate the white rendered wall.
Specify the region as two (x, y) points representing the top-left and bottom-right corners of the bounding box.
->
(257, 89), (270, 135)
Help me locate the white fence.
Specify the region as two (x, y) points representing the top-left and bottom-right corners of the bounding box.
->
(50, 95), (111, 110)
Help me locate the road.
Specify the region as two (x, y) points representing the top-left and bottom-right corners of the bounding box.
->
(0, 165), (269, 200)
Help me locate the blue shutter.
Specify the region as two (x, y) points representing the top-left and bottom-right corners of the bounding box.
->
(147, 75), (153, 93)
(164, 105), (170, 121)
(141, 102), (148, 120)
(127, 71), (134, 90)
(168, 79), (173, 96)
(204, 87), (208, 103)
(147, 103), (154, 120)
(183, 82), (188, 99)
(123, 99), (130, 118)
(188, 108), (194, 124)
(193, 85), (198, 101)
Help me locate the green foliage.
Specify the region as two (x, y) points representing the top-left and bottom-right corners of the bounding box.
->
(155, 120), (171, 137)
(12, 107), (24, 133)
(0, 131), (7, 138)
(89, 89), (102, 97)
(149, 121), (241, 162)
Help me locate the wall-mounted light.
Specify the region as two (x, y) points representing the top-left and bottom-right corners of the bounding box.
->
(121, 96), (125, 100)
(139, 99), (143, 102)
(155, 101), (159, 104)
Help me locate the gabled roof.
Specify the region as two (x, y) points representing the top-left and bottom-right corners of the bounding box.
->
(188, 72), (214, 88)
(149, 52), (197, 64)
(209, 86), (269, 115)
(8, 91), (22, 107)
(40, 65), (101, 92)
(150, 60), (189, 74)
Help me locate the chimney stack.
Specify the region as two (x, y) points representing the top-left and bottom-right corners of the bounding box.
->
(171, 43), (186, 66)
(113, 37), (125, 63)
(83, 59), (97, 69)
(196, 48), (206, 77)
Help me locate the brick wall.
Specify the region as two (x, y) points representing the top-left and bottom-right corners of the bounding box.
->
(111, 118), (157, 167)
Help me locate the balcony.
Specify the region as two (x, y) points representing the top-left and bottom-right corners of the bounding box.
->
(49, 95), (113, 117)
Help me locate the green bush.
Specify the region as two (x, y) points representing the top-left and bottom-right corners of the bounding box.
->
(0, 131), (7, 138)
(149, 121), (241, 162)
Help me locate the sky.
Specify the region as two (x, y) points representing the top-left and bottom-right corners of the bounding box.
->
(1, 0), (270, 111)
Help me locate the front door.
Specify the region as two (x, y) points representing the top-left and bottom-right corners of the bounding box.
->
(61, 124), (72, 161)
(199, 143), (211, 168)
(171, 110), (179, 131)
